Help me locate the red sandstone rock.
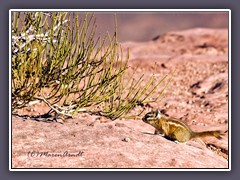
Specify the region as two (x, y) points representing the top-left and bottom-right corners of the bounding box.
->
(12, 28), (229, 169)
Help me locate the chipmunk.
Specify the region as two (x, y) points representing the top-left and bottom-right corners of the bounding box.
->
(142, 109), (222, 143)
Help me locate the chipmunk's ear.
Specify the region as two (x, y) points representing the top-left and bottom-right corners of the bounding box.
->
(156, 109), (162, 119)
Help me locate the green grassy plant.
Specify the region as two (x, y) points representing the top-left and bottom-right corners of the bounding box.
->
(12, 12), (171, 120)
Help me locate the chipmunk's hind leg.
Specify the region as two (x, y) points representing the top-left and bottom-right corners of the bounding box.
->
(162, 135), (188, 144)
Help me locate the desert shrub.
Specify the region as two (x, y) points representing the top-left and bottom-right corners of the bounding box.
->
(11, 12), (171, 120)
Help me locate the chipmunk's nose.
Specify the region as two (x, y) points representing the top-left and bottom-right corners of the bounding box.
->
(142, 116), (147, 122)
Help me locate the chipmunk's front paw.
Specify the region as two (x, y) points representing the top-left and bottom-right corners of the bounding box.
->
(154, 129), (165, 136)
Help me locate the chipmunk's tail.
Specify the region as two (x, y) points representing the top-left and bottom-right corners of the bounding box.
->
(191, 130), (222, 140)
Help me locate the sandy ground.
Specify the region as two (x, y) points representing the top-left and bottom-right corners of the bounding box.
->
(11, 28), (229, 169)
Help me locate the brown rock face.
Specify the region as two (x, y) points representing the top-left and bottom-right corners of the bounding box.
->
(12, 28), (229, 169)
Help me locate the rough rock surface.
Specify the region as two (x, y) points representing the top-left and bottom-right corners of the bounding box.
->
(12, 28), (229, 169)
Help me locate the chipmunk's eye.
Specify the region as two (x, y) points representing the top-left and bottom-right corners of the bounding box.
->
(144, 114), (149, 118)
